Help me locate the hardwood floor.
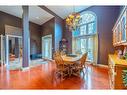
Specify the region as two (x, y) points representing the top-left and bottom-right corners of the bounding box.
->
(0, 61), (110, 89)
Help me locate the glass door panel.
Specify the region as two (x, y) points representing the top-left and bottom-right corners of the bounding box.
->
(81, 38), (87, 53)
(44, 38), (50, 58)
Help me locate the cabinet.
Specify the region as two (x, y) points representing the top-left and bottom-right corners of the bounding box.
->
(113, 6), (127, 46)
(108, 54), (127, 89)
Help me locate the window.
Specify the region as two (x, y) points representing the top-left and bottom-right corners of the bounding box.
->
(72, 11), (97, 62)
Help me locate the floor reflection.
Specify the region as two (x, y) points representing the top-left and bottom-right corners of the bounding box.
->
(0, 62), (109, 89)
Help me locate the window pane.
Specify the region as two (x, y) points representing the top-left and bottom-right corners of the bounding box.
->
(80, 12), (95, 24)
(72, 30), (80, 37)
(80, 25), (87, 35)
(88, 23), (94, 34)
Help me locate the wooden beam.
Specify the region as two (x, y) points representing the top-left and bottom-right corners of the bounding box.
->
(39, 6), (63, 20)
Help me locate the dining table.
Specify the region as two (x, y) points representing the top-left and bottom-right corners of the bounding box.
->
(61, 54), (82, 76)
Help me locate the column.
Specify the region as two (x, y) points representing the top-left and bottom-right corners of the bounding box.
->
(22, 6), (30, 68)
(14, 38), (19, 58)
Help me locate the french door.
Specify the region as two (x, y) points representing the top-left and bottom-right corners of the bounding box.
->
(42, 35), (52, 59)
(73, 36), (94, 62)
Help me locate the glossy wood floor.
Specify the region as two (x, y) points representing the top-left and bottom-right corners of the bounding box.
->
(0, 61), (110, 89)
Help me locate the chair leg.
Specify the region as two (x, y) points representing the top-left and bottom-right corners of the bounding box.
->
(60, 72), (63, 81)
(72, 69), (81, 77)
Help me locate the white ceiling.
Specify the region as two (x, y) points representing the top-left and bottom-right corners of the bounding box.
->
(0, 6), (90, 25)
(46, 6), (90, 19)
(0, 6), (54, 25)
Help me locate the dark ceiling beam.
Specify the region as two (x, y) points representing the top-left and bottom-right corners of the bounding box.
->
(39, 6), (63, 20)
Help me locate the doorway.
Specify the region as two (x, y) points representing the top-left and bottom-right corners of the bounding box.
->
(0, 35), (5, 67)
(42, 35), (52, 59)
(5, 35), (22, 70)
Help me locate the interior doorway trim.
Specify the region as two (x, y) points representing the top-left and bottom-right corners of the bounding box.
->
(0, 35), (4, 66)
(5, 34), (22, 69)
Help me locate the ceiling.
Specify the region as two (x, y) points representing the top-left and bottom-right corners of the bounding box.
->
(0, 6), (54, 25)
(0, 6), (90, 25)
(46, 6), (90, 19)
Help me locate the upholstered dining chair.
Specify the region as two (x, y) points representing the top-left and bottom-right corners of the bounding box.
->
(72, 52), (88, 77)
(54, 55), (69, 80)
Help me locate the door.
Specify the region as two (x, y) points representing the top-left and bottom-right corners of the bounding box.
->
(42, 35), (52, 59)
(74, 37), (94, 62)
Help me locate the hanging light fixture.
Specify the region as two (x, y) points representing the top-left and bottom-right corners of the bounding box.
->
(66, 6), (81, 31)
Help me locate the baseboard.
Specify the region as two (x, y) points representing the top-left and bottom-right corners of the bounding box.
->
(21, 67), (30, 71)
(42, 58), (53, 62)
(95, 64), (108, 68)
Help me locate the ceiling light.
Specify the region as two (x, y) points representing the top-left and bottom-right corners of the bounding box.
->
(66, 6), (81, 32)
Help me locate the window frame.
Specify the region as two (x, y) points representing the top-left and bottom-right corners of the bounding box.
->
(72, 11), (97, 62)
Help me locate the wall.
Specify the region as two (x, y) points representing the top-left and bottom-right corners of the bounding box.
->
(29, 23), (41, 54)
(54, 17), (63, 50)
(63, 21), (72, 53)
(41, 17), (63, 53)
(41, 18), (55, 53)
(63, 6), (122, 65)
(0, 11), (41, 54)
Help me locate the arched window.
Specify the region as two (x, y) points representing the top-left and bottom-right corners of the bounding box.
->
(72, 11), (98, 64)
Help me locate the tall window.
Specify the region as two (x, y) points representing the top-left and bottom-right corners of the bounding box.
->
(72, 11), (98, 63)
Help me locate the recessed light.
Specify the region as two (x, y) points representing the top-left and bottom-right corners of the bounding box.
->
(36, 17), (40, 19)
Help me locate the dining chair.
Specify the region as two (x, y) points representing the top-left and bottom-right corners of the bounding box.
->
(53, 51), (61, 58)
(54, 55), (69, 80)
(72, 52), (88, 77)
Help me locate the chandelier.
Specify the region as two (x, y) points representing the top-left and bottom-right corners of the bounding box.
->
(66, 7), (81, 31)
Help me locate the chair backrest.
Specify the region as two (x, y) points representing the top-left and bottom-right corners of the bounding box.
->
(54, 55), (65, 70)
(54, 56), (64, 65)
(53, 51), (61, 58)
(80, 52), (88, 67)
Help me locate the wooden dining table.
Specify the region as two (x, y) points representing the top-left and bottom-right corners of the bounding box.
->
(62, 55), (81, 64)
(61, 55), (82, 76)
